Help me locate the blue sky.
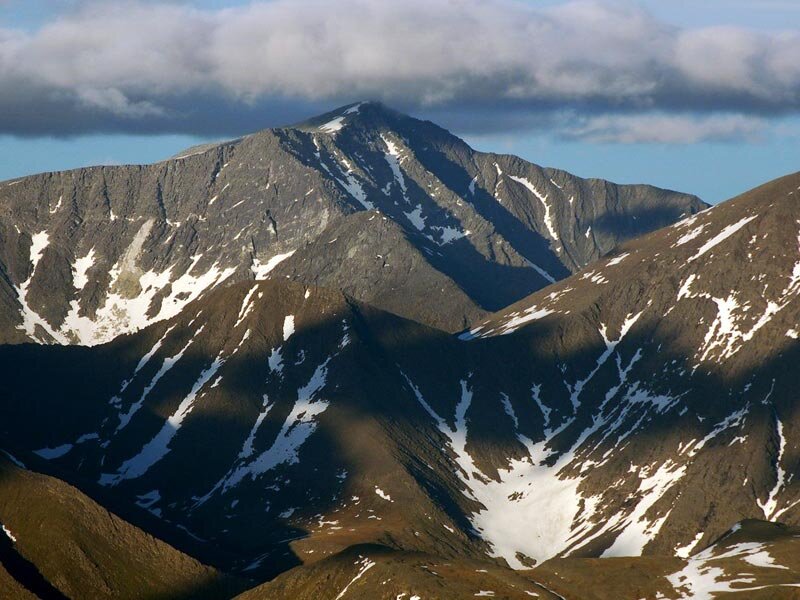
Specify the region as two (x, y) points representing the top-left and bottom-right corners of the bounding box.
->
(0, 0), (798, 204)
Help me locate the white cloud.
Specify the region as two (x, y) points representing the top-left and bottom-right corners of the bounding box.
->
(562, 113), (769, 144)
(76, 88), (165, 118)
(0, 0), (797, 138)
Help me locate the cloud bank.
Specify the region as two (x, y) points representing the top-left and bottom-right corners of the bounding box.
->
(1, 0), (798, 142)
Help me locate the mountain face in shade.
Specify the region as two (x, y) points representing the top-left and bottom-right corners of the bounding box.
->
(1, 171), (800, 598)
(0, 454), (243, 599)
(0, 101), (704, 341)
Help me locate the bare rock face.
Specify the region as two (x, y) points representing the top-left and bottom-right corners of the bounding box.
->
(0, 102), (704, 342)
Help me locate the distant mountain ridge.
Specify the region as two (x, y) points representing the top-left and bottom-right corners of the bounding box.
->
(0, 101), (705, 343)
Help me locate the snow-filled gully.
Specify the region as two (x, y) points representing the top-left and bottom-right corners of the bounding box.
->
(400, 306), (773, 569)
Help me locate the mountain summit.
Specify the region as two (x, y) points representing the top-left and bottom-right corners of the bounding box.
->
(0, 102), (704, 343)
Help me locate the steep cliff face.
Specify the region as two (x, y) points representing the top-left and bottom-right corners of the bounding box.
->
(0, 102), (704, 341)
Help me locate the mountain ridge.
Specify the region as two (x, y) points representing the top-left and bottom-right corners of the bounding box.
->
(0, 101), (705, 343)
(1, 169), (799, 596)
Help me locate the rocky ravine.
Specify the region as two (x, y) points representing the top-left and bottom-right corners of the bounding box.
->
(0, 173), (799, 598)
(0, 101), (704, 342)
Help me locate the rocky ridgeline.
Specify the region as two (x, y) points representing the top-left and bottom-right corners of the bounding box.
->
(0, 102), (704, 342)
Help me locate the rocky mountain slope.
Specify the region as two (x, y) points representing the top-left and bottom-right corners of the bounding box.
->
(0, 101), (704, 341)
(0, 171), (799, 597)
(239, 520), (800, 599)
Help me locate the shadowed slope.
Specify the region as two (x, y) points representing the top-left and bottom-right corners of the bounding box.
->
(0, 454), (243, 599)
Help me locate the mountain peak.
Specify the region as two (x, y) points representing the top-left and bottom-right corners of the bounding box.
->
(291, 100), (405, 134)
(0, 100), (703, 344)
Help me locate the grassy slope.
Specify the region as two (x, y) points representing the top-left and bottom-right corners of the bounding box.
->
(0, 455), (244, 600)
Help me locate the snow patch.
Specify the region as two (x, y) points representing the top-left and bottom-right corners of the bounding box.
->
(687, 216), (757, 262)
(252, 251), (295, 279)
(101, 350), (225, 485)
(239, 395), (274, 461)
(375, 487), (393, 502)
(381, 134), (409, 200)
(758, 416), (789, 520)
(404, 206), (426, 231)
(112, 333), (197, 435)
(508, 175), (559, 242)
(675, 532), (704, 559)
(335, 556), (376, 600)
(524, 259), (557, 284)
(494, 306), (555, 337)
(675, 224), (706, 247)
(14, 231), (71, 344)
(1, 524), (17, 543)
(72, 249), (95, 290)
(63, 248), (235, 346)
(283, 315), (295, 341)
(667, 541), (795, 598)
(402, 375), (583, 568)
(319, 116), (346, 134)
(234, 284), (259, 329)
(431, 225), (468, 244)
(198, 357), (332, 500)
(601, 460), (687, 556)
(34, 443), (73, 460)
(606, 252), (630, 267)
